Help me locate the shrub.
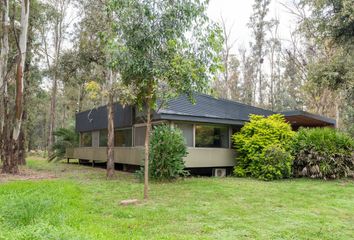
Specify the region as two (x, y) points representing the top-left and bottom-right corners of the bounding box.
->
(233, 114), (295, 180)
(48, 127), (79, 162)
(293, 127), (354, 179)
(139, 125), (189, 181)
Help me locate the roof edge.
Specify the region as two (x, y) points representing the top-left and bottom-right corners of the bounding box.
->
(281, 110), (336, 125)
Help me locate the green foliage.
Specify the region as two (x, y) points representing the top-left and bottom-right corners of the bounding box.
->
(138, 125), (189, 181)
(233, 114), (295, 180)
(293, 127), (354, 179)
(107, 0), (223, 108)
(302, 0), (354, 44)
(48, 127), (79, 162)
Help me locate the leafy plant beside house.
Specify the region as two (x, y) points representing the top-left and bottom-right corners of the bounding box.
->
(138, 125), (189, 181)
(48, 127), (79, 162)
(233, 114), (295, 180)
(293, 127), (354, 179)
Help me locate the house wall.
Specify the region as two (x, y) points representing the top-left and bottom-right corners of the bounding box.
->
(66, 147), (235, 168)
(69, 119), (240, 168)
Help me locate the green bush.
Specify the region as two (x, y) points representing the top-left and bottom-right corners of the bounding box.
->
(233, 114), (295, 180)
(293, 127), (354, 179)
(49, 127), (79, 162)
(139, 125), (189, 181)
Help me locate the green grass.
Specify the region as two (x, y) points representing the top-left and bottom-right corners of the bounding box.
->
(1, 158), (354, 240)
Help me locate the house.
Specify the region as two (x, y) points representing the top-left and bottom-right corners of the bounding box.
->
(66, 93), (335, 174)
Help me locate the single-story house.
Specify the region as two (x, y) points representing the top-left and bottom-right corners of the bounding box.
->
(66, 93), (335, 175)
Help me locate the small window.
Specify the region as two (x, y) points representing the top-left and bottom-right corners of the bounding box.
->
(174, 123), (193, 147)
(99, 130), (108, 147)
(195, 125), (229, 148)
(115, 129), (132, 147)
(80, 132), (92, 147)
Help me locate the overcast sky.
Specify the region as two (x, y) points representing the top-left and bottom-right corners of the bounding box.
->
(207, 0), (298, 53)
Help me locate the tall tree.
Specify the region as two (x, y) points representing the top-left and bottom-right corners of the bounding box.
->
(214, 16), (240, 100)
(238, 46), (255, 105)
(298, 0), (354, 128)
(108, 0), (222, 199)
(248, 0), (272, 106)
(13, 0), (30, 141)
(0, 0), (10, 164)
(39, 0), (71, 156)
(1, 0), (30, 174)
(267, 17), (281, 111)
(74, 0), (135, 179)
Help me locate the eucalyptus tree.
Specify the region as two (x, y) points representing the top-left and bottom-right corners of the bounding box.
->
(72, 0), (136, 179)
(108, 0), (222, 199)
(247, 0), (272, 106)
(214, 16), (240, 100)
(0, 0), (30, 174)
(298, 0), (354, 128)
(0, 0), (10, 164)
(37, 0), (72, 155)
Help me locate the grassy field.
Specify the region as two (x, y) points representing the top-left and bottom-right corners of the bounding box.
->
(0, 158), (354, 240)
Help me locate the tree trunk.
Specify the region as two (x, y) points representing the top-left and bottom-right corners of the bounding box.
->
(47, 2), (65, 156)
(18, 130), (25, 165)
(144, 99), (151, 200)
(106, 91), (115, 179)
(3, 0), (30, 174)
(48, 77), (57, 156)
(13, 0), (29, 142)
(18, 7), (34, 166)
(335, 91), (341, 129)
(0, 0), (10, 168)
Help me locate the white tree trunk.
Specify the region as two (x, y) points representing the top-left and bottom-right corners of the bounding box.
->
(0, 0), (9, 134)
(13, 0), (30, 141)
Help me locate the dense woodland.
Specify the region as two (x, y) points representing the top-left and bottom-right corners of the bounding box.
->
(0, 0), (353, 187)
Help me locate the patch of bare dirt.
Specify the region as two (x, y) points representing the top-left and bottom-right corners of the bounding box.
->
(0, 168), (56, 183)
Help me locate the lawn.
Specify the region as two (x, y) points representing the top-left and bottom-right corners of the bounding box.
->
(0, 158), (354, 240)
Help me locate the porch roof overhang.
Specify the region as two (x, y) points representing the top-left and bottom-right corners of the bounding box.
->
(282, 110), (336, 128)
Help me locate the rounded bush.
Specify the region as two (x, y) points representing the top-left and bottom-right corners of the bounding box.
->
(233, 114), (295, 181)
(148, 125), (189, 180)
(293, 127), (354, 179)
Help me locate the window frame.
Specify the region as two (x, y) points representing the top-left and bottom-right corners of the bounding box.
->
(194, 123), (230, 149)
(114, 127), (133, 147)
(80, 131), (93, 147)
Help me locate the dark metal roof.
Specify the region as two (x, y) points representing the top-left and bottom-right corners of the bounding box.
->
(76, 104), (133, 132)
(155, 93), (274, 125)
(75, 93), (336, 132)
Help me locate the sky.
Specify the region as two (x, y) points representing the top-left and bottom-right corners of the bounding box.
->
(207, 0), (299, 53)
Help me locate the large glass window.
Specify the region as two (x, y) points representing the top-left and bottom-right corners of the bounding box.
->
(80, 132), (92, 147)
(99, 130), (108, 147)
(134, 126), (146, 146)
(115, 129), (132, 147)
(195, 125), (229, 148)
(174, 123), (193, 147)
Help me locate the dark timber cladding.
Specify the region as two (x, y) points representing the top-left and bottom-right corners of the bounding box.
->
(76, 104), (133, 132)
